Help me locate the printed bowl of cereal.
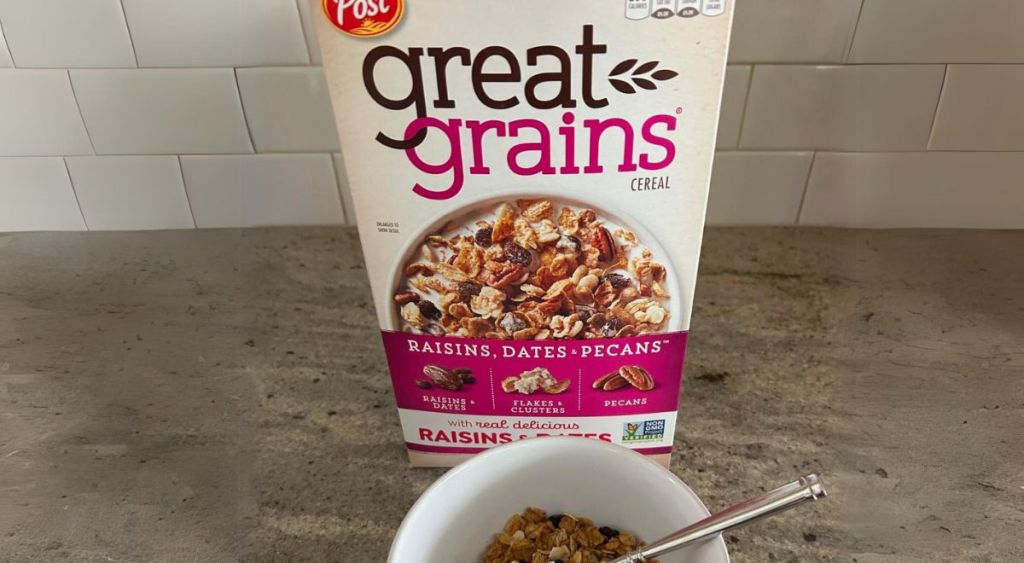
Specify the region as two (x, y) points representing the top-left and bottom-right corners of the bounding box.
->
(388, 191), (680, 340)
(388, 437), (729, 562)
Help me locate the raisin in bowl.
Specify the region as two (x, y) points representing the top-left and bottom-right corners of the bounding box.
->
(386, 191), (682, 340)
(387, 437), (729, 563)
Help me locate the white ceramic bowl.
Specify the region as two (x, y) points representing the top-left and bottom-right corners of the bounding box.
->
(389, 437), (730, 563)
(385, 189), (682, 332)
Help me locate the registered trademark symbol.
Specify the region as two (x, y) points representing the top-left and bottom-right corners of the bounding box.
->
(675, 107), (683, 114)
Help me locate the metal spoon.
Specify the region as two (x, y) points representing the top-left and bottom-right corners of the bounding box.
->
(609, 474), (828, 563)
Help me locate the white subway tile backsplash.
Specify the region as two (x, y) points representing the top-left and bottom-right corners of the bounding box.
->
(802, 153), (1024, 229)
(930, 66), (1024, 151)
(0, 70), (92, 156)
(740, 65), (944, 151)
(717, 65), (750, 149)
(0, 2), (1023, 233)
(71, 69), (253, 155)
(730, 0), (862, 63)
(236, 67), (339, 153)
(0, 157), (84, 231)
(181, 154), (343, 228)
(0, 1), (135, 68)
(850, 0), (1024, 63)
(707, 152), (813, 226)
(0, 20), (13, 67)
(122, 0), (308, 67)
(332, 153), (356, 225)
(66, 156), (194, 230)
(296, 0), (323, 65)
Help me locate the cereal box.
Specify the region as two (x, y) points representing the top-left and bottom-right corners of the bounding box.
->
(313, 0), (735, 466)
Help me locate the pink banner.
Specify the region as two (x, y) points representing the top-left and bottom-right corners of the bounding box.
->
(381, 331), (687, 418)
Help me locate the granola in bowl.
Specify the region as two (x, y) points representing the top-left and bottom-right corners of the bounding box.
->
(393, 198), (672, 340)
(484, 507), (656, 563)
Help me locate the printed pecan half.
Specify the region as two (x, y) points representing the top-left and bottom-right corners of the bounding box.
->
(619, 365), (654, 391)
(590, 226), (615, 262)
(487, 262), (525, 290)
(393, 291), (420, 306)
(602, 374), (629, 391)
(592, 370), (621, 390)
(423, 364), (463, 391)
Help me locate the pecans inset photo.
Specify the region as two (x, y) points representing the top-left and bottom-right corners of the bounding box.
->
(394, 199), (671, 340)
(593, 365), (655, 392)
(500, 367), (571, 395)
(417, 365), (476, 391)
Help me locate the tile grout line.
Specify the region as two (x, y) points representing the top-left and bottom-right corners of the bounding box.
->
(1, 151), (360, 157)
(719, 62), (981, 67)
(232, 68), (259, 154)
(0, 17), (13, 67)
(734, 65), (757, 147)
(4, 148), (1024, 160)
(65, 70), (98, 155)
(61, 157), (90, 230)
(11, 62), (1015, 70)
(844, 0), (868, 64)
(326, 152), (350, 225)
(294, 0), (316, 65)
(176, 155), (198, 228)
(926, 64), (951, 150)
(794, 151), (817, 225)
(715, 149), (1024, 155)
(117, 0), (142, 68)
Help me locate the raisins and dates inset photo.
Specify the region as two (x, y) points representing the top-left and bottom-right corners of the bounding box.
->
(416, 364), (476, 391)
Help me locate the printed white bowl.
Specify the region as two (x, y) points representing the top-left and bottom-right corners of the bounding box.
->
(386, 189), (683, 333)
(388, 437), (730, 562)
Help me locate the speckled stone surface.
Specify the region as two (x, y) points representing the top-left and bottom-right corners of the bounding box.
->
(1, 228), (1021, 562)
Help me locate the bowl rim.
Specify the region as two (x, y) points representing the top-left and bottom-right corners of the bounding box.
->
(383, 187), (683, 333)
(388, 436), (730, 562)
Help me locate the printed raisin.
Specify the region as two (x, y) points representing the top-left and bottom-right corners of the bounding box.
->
(475, 226), (493, 247)
(456, 282), (482, 300)
(415, 380), (431, 389)
(503, 241), (531, 266)
(601, 273), (631, 289)
(417, 300), (442, 320)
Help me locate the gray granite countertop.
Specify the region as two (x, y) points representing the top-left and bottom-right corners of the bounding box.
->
(0, 227), (1021, 562)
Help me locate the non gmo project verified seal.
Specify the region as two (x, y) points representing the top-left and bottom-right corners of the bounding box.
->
(622, 419), (666, 443)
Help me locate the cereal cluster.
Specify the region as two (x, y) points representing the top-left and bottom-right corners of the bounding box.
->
(483, 507), (654, 563)
(395, 200), (670, 340)
(501, 367), (571, 395)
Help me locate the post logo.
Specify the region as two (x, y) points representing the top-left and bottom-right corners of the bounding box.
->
(323, 0), (404, 37)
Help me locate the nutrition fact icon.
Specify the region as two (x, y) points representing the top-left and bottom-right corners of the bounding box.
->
(626, 0), (726, 19)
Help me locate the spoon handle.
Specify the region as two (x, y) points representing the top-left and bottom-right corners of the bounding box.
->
(612, 474), (827, 563)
